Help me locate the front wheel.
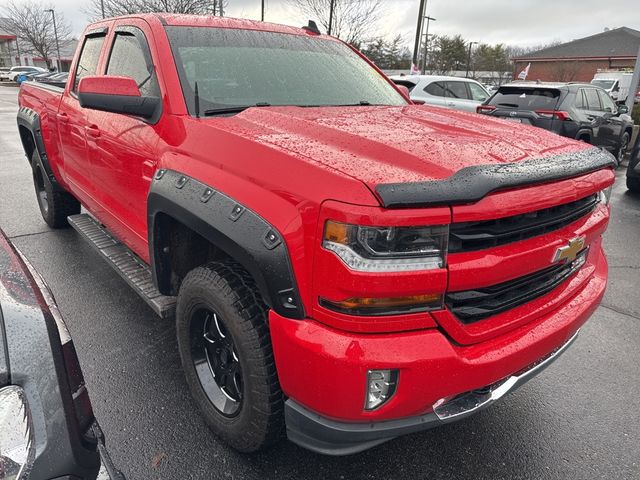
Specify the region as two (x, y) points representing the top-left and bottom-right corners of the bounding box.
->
(176, 261), (284, 452)
(616, 132), (630, 166)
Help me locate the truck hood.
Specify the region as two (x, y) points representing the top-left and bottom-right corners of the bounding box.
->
(220, 105), (588, 190)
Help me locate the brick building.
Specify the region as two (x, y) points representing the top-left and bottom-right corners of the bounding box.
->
(513, 27), (640, 82)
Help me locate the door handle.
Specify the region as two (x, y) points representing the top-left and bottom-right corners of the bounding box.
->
(56, 112), (69, 123)
(85, 125), (101, 138)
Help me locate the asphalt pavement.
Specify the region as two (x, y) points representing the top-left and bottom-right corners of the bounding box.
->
(1, 85), (639, 480)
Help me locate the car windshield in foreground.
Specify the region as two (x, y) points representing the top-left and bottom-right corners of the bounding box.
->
(165, 26), (406, 115)
(487, 86), (561, 111)
(591, 79), (616, 90)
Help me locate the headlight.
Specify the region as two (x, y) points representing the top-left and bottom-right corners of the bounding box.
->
(598, 186), (613, 205)
(0, 386), (35, 480)
(322, 221), (448, 272)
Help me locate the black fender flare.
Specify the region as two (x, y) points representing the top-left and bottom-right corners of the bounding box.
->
(16, 106), (62, 191)
(575, 129), (593, 143)
(147, 169), (305, 320)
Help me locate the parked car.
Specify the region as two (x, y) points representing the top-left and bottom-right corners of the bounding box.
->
(627, 127), (640, 192)
(477, 82), (634, 165)
(18, 14), (615, 455)
(591, 71), (634, 104)
(7, 66), (46, 82)
(390, 75), (491, 112)
(0, 67), (11, 81)
(0, 228), (124, 479)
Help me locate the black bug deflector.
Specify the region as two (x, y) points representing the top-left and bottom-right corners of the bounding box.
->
(376, 147), (616, 208)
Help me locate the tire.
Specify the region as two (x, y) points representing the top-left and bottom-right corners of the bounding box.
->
(616, 132), (630, 166)
(627, 176), (640, 192)
(31, 151), (80, 228)
(176, 261), (284, 452)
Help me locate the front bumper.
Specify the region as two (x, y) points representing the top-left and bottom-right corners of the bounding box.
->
(270, 244), (607, 454)
(285, 330), (578, 455)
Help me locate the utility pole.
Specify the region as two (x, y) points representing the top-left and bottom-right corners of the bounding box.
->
(219, 0), (224, 17)
(328, 0), (335, 35)
(625, 44), (640, 113)
(421, 16), (435, 74)
(261, 0), (265, 21)
(466, 41), (478, 78)
(412, 0), (427, 71)
(45, 9), (61, 72)
(101, 0), (105, 18)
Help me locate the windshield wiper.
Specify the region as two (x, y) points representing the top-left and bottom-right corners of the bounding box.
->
(202, 102), (271, 116)
(497, 103), (520, 108)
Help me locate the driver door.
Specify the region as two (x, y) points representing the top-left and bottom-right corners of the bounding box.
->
(83, 21), (162, 258)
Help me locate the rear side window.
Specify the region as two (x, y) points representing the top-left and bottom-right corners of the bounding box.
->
(425, 81), (446, 97)
(444, 81), (470, 99)
(487, 87), (560, 111)
(584, 88), (602, 111)
(73, 34), (106, 92)
(107, 28), (160, 97)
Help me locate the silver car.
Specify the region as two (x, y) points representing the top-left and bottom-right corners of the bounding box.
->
(391, 75), (491, 113)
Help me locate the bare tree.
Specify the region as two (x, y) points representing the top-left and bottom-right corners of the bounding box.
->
(85, 0), (229, 20)
(2, 0), (72, 68)
(286, 0), (385, 45)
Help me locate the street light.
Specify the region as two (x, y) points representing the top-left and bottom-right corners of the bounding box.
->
(466, 41), (478, 78)
(45, 8), (61, 72)
(328, 0), (336, 35)
(261, 0), (265, 21)
(421, 16), (436, 75)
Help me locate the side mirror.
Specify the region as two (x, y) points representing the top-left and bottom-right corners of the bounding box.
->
(77, 75), (160, 119)
(618, 105), (629, 115)
(396, 84), (411, 99)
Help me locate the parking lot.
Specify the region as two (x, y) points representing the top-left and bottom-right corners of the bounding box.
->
(1, 83), (639, 479)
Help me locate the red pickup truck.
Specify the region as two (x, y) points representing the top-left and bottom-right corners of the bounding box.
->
(17, 14), (615, 455)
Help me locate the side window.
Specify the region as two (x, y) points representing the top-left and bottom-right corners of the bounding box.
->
(598, 90), (616, 113)
(73, 34), (106, 92)
(584, 88), (602, 111)
(444, 81), (470, 99)
(575, 89), (586, 109)
(425, 81), (446, 97)
(468, 82), (489, 102)
(107, 28), (160, 97)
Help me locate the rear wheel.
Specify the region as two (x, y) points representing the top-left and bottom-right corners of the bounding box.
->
(31, 151), (80, 228)
(176, 261), (284, 452)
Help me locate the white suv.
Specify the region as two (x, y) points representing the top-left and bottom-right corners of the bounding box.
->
(390, 75), (491, 113)
(7, 66), (47, 82)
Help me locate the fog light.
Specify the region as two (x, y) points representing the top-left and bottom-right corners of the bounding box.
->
(365, 369), (398, 410)
(0, 386), (35, 480)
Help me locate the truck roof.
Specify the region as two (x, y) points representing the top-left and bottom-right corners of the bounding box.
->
(90, 13), (329, 39)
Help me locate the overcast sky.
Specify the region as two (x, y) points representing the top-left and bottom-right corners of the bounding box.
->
(43, 0), (639, 48)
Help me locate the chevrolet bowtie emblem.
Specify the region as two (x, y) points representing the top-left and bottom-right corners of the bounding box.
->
(553, 237), (586, 263)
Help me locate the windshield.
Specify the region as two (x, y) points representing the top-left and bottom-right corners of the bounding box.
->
(166, 26), (406, 115)
(591, 79), (616, 90)
(487, 87), (561, 110)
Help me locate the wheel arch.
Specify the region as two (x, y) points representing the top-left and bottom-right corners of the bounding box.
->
(148, 169), (305, 320)
(576, 129), (593, 143)
(16, 106), (62, 190)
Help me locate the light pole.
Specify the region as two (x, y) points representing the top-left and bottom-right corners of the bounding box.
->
(45, 9), (61, 72)
(101, 0), (105, 19)
(412, 0), (427, 71)
(328, 0), (335, 35)
(421, 16), (436, 74)
(466, 41), (478, 78)
(261, 0), (265, 21)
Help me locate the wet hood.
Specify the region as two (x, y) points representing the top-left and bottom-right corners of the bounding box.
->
(219, 104), (591, 190)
